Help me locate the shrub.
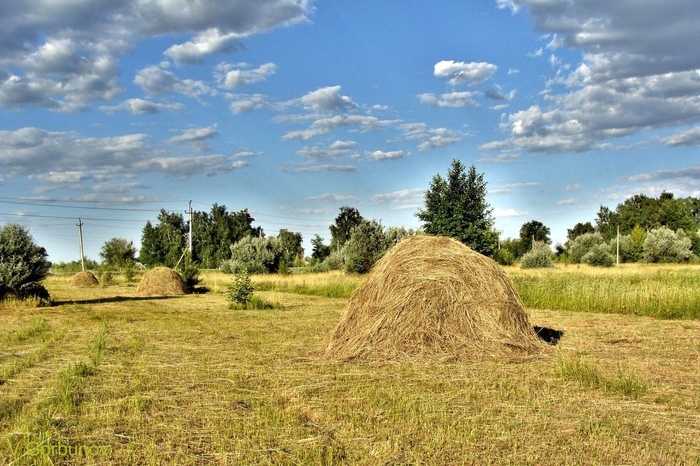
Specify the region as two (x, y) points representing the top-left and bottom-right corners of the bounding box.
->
(567, 232), (606, 264)
(642, 227), (694, 263)
(344, 220), (389, 274)
(582, 243), (615, 267)
(520, 241), (554, 269)
(0, 223), (51, 303)
(226, 269), (254, 306)
(224, 236), (283, 274)
(178, 252), (201, 291)
(494, 248), (515, 266)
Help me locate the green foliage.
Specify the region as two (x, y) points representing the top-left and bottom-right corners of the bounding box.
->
(519, 220), (551, 253)
(329, 206), (364, 251)
(0, 223), (51, 302)
(344, 220), (389, 274)
(499, 237), (523, 260)
(642, 227), (694, 263)
(222, 236), (283, 274)
(567, 232), (607, 264)
(191, 205), (262, 269)
(310, 234), (331, 263)
(494, 248), (515, 266)
(520, 241), (554, 269)
(582, 243), (615, 267)
(277, 229), (304, 267)
(567, 222), (595, 241)
(226, 269), (254, 306)
(630, 226), (647, 261)
(178, 251), (201, 292)
(416, 160), (499, 257)
(50, 258), (100, 273)
(100, 237), (136, 269)
(139, 210), (187, 268)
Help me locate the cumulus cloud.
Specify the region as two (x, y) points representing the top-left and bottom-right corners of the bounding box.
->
(418, 92), (477, 108)
(307, 193), (356, 203)
(216, 62), (277, 89)
(168, 125), (219, 151)
(297, 140), (358, 162)
(134, 154), (245, 177)
(372, 188), (424, 204)
(100, 98), (184, 114)
(286, 164), (358, 173)
(226, 93), (269, 113)
(487, 0), (700, 153)
(283, 114), (398, 141)
(400, 123), (461, 151)
(134, 65), (211, 99)
(297, 86), (358, 112)
(0, 0), (311, 111)
(434, 60), (498, 86)
(659, 127), (700, 147)
(366, 150), (404, 161)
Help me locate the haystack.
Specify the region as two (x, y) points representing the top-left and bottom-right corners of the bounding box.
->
(323, 235), (545, 362)
(136, 267), (188, 296)
(70, 271), (99, 287)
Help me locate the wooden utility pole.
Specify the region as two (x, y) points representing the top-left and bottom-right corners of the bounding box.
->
(616, 224), (620, 266)
(76, 218), (85, 271)
(188, 200), (193, 254)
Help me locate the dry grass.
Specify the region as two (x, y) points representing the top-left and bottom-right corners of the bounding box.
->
(324, 236), (546, 362)
(0, 271), (699, 465)
(135, 267), (188, 297)
(70, 271), (99, 287)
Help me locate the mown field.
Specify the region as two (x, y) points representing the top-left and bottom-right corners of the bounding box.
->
(1, 266), (700, 465)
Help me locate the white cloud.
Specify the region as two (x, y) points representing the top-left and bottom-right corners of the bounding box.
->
(282, 114), (398, 141)
(433, 60), (497, 86)
(659, 127), (700, 147)
(493, 207), (526, 218)
(226, 93), (269, 113)
(299, 86), (358, 112)
(134, 154), (243, 177)
(366, 150), (404, 161)
(400, 123), (461, 151)
(418, 91), (477, 108)
(488, 0), (700, 153)
(307, 193), (356, 203)
(100, 98), (184, 114)
(216, 62), (277, 89)
(372, 188), (424, 204)
(289, 164), (358, 173)
(297, 141), (358, 162)
(164, 29), (243, 64)
(168, 125), (219, 150)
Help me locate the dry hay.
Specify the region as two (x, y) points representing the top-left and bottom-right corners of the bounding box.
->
(70, 271), (99, 287)
(136, 267), (188, 296)
(323, 235), (547, 363)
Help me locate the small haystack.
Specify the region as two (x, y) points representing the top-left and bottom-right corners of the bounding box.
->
(136, 267), (188, 296)
(70, 271), (99, 287)
(323, 235), (545, 362)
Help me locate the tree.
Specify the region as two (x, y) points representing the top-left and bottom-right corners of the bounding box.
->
(191, 205), (262, 268)
(519, 220), (551, 254)
(567, 222), (595, 241)
(416, 160), (499, 256)
(567, 232), (607, 264)
(139, 210), (187, 268)
(329, 206), (364, 252)
(310, 234), (331, 262)
(520, 241), (554, 269)
(277, 229), (304, 266)
(344, 220), (389, 274)
(100, 238), (136, 269)
(0, 223), (51, 302)
(223, 236), (283, 274)
(642, 227), (694, 263)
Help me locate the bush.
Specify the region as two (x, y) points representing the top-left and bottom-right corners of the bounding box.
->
(226, 269), (254, 305)
(344, 220), (389, 274)
(494, 248), (515, 266)
(567, 232), (606, 264)
(642, 227), (694, 263)
(582, 243), (615, 267)
(520, 241), (554, 269)
(0, 223), (51, 303)
(223, 236), (282, 274)
(178, 252), (201, 291)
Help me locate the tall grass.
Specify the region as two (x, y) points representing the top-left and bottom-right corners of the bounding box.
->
(252, 271), (364, 299)
(510, 265), (700, 319)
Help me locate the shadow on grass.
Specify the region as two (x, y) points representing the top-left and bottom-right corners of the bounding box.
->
(534, 326), (564, 345)
(52, 295), (185, 306)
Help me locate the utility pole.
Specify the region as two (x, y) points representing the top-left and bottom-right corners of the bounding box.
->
(616, 224), (620, 266)
(188, 200), (193, 254)
(76, 218), (85, 271)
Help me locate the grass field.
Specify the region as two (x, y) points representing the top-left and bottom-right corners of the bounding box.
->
(1, 268), (700, 465)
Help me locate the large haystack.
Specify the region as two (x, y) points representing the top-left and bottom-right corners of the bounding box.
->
(70, 271), (99, 287)
(136, 267), (188, 296)
(323, 235), (545, 362)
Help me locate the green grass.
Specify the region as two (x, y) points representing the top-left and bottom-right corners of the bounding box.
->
(0, 270), (699, 464)
(510, 265), (700, 319)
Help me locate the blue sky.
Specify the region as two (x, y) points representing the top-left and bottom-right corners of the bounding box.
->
(1, 0), (700, 263)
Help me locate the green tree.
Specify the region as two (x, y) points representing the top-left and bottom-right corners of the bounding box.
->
(223, 236), (283, 274)
(567, 222), (595, 241)
(629, 226), (647, 262)
(642, 227), (694, 263)
(277, 229), (304, 267)
(567, 232), (607, 264)
(519, 220), (551, 254)
(99, 238), (136, 269)
(191, 205), (261, 269)
(310, 234), (331, 262)
(329, 206), (364, 252)
(139, 210), (187, 267)
(344, 220), (389, 274)
(0, 223), (51, 302)
(520, 241), (554, 269)
(416, 160), (499, 257)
